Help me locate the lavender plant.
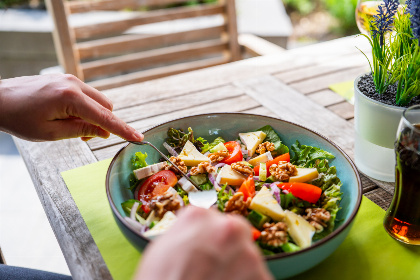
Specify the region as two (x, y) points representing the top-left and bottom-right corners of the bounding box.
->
(391, 1), (420, 105)
(360, 0), (399, 95)
(360, 0), (420, 105)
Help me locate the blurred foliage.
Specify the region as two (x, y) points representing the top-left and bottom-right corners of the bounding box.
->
(0, 0), (29, 9)
(283, 0), (359, 35)
(283, 0), (317, 15)
(323, 0), (359, 34)
(0, 0), (44, 9)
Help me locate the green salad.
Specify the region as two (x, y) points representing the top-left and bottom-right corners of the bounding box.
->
(121, 125), (343, 255)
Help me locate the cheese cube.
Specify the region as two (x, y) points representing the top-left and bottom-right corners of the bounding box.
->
(284, 210), (315, 248)
(143, 211), (177, 239)
(248, 151), (273, 166)
(249, 186), (284, 221)
(218, 165), (247, 186)
(178, 140), (210, 166)
(239, 131), (267, 157)
(289, 168), (319, 183)
(133, 162), (166, 180)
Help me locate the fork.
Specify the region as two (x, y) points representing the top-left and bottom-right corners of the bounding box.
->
(128, 141), (217, 209)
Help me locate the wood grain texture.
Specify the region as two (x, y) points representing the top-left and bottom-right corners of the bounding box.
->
(102, 37), (367, 111)
(45, 0), (83, 79)
(82, 39), (228, 80)
(364, 187), (393, 210)
(224, 0), (241, 61)
(288, 66), (366, 95)
(327, 101), (355, 120)
(77, 25), (226, 60)
(275, 52), (368, 84)
(88, 56), (230, 91)
(13, 137), (110, 280)
(88, 94), (259, 150)
(238, 34), (285, 57)
(234, 75), (356, 158)
(68, 0), (192, 14)
(73, 4), (225, 39)
(307, 90), (345, 107)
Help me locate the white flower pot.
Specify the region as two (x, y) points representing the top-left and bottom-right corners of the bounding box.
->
(354, 74), (405, 182)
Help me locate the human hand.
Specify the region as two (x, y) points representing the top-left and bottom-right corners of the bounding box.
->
(0, 74), (143, 142)
(134, 207), (273, 280)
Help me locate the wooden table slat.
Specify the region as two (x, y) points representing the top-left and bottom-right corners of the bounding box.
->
(307, 89), (346, 107)
(13, 138), (112, 280)
(89, 94), (260, 150)
(13, 36), (398, 279)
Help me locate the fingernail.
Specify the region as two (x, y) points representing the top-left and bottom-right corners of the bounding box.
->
(133, 131), (144, 140)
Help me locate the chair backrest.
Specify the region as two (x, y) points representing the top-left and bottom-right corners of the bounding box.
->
(45, 0), (240, 90)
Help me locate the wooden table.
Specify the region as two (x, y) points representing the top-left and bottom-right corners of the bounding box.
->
(14, 35), (394, 279)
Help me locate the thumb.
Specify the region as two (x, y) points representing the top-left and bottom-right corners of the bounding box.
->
(51, 119), (110, 140)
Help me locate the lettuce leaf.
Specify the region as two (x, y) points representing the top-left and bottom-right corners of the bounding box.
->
(256, 125), (289, 155)
(290, 140), (335, 167)
(132, 151), (148, 170)
(166, 127), (204, 151)
(217, 184), (233, 211)
(201, 137), (225, 153)
(311, 164), (343, 240)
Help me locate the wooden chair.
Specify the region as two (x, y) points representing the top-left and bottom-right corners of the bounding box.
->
(46, 0), (284, 90)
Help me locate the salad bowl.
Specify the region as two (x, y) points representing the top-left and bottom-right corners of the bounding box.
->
(106, 113), (362, 279)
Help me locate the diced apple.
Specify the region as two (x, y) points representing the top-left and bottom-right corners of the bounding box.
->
(249, 186), (285, 221)
(143, 211), (177, 239)
(218, 165), (247, 186)
(178, 140), (210, 166)
(289, 168), (319, 183)
(284, 210), (315, 249)
(239, 131), (266, 157)
(133, 162), (166, 180)
(210, 142), (228, 153)
(248, 151), (273, 166)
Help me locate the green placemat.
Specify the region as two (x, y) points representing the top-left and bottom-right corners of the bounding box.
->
(62, 160), (420, 280)
(329, 80), (355, 104)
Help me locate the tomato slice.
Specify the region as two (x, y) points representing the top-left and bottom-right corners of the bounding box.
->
(277, 182), (322, 204)
(252, 227), (261, 241)
(254, 153), (290, 176)
(221, 141), (243, 164)
(137, 170), (178, 212)
(238, 175), (255, 201)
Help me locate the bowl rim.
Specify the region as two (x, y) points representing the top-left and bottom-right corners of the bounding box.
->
(106, 112), (362, 261)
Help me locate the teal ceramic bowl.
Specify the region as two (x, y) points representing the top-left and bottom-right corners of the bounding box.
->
(106, 113), (362, 279)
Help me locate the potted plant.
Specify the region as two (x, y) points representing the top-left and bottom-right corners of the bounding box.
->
(355, 0), (420, 182)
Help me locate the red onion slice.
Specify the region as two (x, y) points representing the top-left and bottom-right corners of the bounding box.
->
(214, 163), (226, 169)
(270, 183), (281, 204)
(208, 173), (221, 191)
(124, 217), (146, 233)
(163, 142), (178, 157)
(130, 202), (139, 220)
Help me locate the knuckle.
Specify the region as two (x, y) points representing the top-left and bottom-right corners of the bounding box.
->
(63, 73), (78, 82)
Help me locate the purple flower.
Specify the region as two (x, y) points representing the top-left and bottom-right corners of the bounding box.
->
(408, 0), (420, 42)
(370, 0), (399, 45)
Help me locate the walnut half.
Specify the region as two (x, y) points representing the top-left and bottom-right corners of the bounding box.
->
(224, 192), (251, 216)
(190, 161), (216, 175)
(269, 161), (297, 181)
(163, 156), (187, 174)
(231, 162), (253, 176)
(256, 142), (275, 155)
(150, 193), (181, 219)
(303, 208), (331, 233)
(208, 150), (229, 162)
(260, 222), (288, 247)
